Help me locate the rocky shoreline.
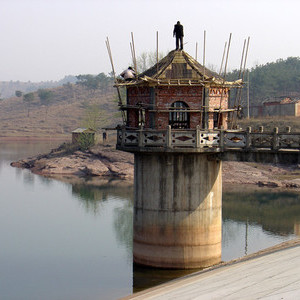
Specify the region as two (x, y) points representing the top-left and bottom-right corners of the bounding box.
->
(11, 144), (134, 179)
(11, 144), (300, 190)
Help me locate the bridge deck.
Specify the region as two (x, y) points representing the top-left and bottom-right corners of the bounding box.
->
(122, 239), (300, 300)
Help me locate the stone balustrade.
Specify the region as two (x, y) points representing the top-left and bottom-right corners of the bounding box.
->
(117, 126), (300, 153)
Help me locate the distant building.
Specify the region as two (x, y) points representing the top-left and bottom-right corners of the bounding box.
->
(72, 128), (96, 144)
(250, 97), (300, 117)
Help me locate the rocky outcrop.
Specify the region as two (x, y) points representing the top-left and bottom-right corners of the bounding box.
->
(11, 145), (134, 180)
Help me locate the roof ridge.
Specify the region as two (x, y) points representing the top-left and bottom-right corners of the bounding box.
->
(182, 51), (220, 79)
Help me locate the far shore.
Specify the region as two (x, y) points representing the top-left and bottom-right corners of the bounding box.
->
(0, 135), (70, 141)
(9, 142), (300, 191)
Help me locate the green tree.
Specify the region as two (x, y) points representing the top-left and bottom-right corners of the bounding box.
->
(227, 56), (300, 108)
(15, 90), (23, 97)
(81, 104), (101, 131)
(76, 74), (99, 94)
(23, 92), (35, 117)
(38, 89), (54, 118)
(77, 132), (95, 150)
(76, 73), (113, 94)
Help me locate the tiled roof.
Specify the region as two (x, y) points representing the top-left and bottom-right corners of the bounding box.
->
(72, 128), (96, 133)
(116, 50), (242, 87)
(138, 50), (220, 80)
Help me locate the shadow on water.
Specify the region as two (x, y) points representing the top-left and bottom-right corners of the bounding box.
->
(132, 264), (202, 293)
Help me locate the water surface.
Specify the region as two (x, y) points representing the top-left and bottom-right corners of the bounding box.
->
(0, 141), (298, 299)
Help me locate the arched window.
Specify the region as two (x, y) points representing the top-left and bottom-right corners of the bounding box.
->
(169, 101), (190, 129)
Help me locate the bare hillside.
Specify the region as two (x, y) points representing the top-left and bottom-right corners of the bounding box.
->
(0, 83), (120, 139)
(237, 116), (300, 132)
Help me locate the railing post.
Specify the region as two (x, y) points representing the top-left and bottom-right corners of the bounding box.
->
(259, 126), (264, 133)
(246, 126), (251, 150)
(121, 126), (125, 147)
(196, 125), (200, 148)
(219, 129), (224, 151)
(272, 127), (279, 150)
(167, 125), (172, 148)
(286, 126), (291, 133)
(138, 128), (144, 147)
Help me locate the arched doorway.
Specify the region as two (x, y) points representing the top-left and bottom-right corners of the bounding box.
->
(169, 101), (190, 129)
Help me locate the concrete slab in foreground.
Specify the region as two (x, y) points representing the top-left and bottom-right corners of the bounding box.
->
(122, 239), (300, 300)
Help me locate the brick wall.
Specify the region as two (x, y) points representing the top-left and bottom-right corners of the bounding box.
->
(208, 88), (229, 110)
(127, 86), (151, 128)
(208, 88), (229, 129)
(126, 86), (229, 129)
(296, 103), (300, 117)
(155, 86), (203, 129)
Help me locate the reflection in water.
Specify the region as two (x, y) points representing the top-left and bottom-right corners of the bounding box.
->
(71, 181), (134, 255)
(23, 170), (35, 186)
(38, 175), (54, 187)
(134, 187), (299, 291)
(69, 180), (299, 292)
(223, 186), (300, 235)
(72, 184), (107, 215)
(71, 181), (134, 217)
(113, 201), (133, 255)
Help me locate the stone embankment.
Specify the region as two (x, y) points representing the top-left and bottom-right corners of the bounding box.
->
(11, 144), (300, 189)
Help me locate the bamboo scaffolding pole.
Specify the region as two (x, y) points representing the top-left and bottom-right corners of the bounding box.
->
(239, 39), (247, 78)
(156, 31), (159, 75)
(130, 42), (134, 68)
(105, 37), (126, 123)
(241, 37), (250, 81)
(223, 33), (232, 80)
(203, 30), (206, 79)
(219, 41), (227, 76)
(237, 37), (250, 113)
(131, 32), (137, 73)
(217, 33), (232, 128)
(232, 36), (250, 128)
(201, 30), (206, 128)
(105, 37), (122, 106)
(230, 38), (246, 128)
(247, 69), (250, 119)
(195, 42), (198, 61)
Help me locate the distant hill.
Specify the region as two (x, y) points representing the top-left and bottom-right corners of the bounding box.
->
(0, 75), (122, 139)
(0, 75), (78, 99)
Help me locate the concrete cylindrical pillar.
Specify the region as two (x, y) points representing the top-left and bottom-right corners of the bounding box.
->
(133, 152), (222, 269)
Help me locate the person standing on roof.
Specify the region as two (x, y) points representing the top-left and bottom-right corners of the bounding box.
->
(120, 66), (136, 81)
(173, 21), (184, 50)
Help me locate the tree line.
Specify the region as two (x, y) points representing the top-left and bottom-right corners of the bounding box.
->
(15, 72), (114, 117)
(227, 57), (300, 106)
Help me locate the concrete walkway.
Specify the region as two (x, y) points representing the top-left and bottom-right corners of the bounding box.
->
(123, 240), (300, 300)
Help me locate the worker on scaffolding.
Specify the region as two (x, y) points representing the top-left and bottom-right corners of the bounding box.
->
(173, 21), (184, 50)
(120, 66), (136, 81)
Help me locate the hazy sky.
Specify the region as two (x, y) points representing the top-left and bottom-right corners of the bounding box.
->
(1, 0), (299, 82)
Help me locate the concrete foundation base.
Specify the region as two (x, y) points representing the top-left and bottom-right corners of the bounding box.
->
(133, 153), (222, 269)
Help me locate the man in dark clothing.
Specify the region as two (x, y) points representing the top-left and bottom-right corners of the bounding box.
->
(173, 21), (184, 50)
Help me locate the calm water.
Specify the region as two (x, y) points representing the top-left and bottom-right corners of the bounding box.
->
(0, 141), (299, 300)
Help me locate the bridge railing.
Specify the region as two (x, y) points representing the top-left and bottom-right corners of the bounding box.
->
(117, 126), (300, 151)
